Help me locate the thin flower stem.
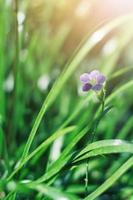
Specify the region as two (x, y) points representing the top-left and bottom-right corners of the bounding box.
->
(85, 87), (106, 195)
(101, 88), (106, 113)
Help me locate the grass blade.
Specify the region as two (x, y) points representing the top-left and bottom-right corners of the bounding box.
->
(33, 106), (111, 184)
(72, 139), (133, 164)
(7, 126), (75, 181)
(21, 15), (133, 161)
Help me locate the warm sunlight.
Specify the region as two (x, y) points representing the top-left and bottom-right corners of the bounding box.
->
(0, 0), (133, 199)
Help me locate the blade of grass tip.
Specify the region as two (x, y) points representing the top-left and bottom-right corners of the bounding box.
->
(7, 126), (76, 181)
(20, 14), (133, 162)
(84, 156), (133, 200)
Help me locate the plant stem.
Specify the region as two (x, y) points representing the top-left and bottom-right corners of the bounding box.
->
(13, 0), (19, 118)
(8, 0), (19, 146)
(85, 88), (106, 195)
(101, 88), (106, 113)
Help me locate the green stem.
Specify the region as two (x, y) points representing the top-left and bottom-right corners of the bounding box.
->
(13, 0), (19, 124)
(101, 88), (106, 113)
(85, 88), (106, 195)
(0, 0), (6, 123)
(8, 0), (19, 145)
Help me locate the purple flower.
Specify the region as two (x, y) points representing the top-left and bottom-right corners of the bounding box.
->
(80, 70), (106, 92)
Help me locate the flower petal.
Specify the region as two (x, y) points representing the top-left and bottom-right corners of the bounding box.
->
(82, 83), (92, 92)
(89, 70), (100, 83)
(80, 73), (90, 83)
(92, 84), (102, 91)
(89, 70), (100, 78)
(97, 74), (106, 84)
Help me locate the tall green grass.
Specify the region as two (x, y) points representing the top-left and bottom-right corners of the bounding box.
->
(0, 0), (133, 199)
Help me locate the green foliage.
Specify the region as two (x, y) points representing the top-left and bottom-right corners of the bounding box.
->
(0, 0), (133, 199)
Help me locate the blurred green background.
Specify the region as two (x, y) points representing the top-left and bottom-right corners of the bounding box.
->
(0, 0), (133, 199)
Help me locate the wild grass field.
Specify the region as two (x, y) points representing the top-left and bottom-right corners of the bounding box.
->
(0, 0), (133, 199)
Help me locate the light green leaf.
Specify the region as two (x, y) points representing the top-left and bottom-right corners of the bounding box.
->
(73, 140), (133, 164)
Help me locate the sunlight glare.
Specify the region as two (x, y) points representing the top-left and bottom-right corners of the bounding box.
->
(75, 0), (91, 17)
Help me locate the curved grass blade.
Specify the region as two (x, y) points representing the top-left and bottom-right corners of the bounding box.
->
(35, 127), (89, 184)
(84, 156), (133, 200)
(7, 126), (75, 181)
(72, 140), (133, 164)
(74, 139), (133, 160)
(8, 78), (133, 181)
(33, 106), (112, 184)
(21, 14), (133, 161)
